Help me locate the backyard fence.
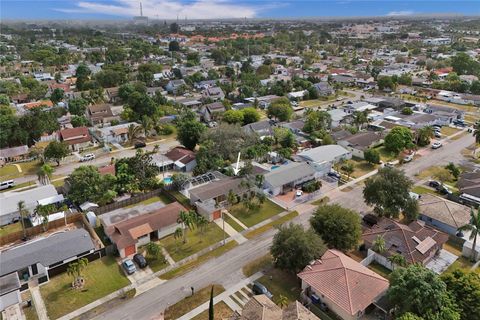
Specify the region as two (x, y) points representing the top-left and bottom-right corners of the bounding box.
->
(92, 189), (165, 215)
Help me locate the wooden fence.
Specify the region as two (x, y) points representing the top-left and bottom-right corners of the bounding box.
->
(0, 213), (83, 246)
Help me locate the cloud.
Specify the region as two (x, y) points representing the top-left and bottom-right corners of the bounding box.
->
(386, 10), (415, 16)
(56, 0), (262, 19)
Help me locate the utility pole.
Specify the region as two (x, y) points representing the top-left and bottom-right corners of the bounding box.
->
(222, 210), (226, 246)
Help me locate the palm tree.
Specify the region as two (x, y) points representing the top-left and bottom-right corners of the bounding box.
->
(67, 257), (89, 289)
(473, 122), (480, 158)
(353, 110), (369, 130)
(17, 201), (29, 239)
(388, 253), (407, 270)
(196, 215), (208, 234)
(145, 242), (161, 260)
(277, 295), (289, 309)
(140, 116), (152, 138)
(227, 190), (237, 208)
(37, 164), (54, 185)
(458, 207), (480, 262)
(372, 235), (386, 253)
(127, 124), (144, 144)
(174, 227), (183, 252)
(177, 210), (197, 243)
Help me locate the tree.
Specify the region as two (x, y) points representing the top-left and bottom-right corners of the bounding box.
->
(384, 126), (414, 154)
(442, 269), (480, 320)
(303, 109), (332, 133)
(75, 64), (92, 91)
(44, 141), (70, 166)
(267, 98), (293, 121)
(388, 253), (407, 270)
(363, 167), (415, 218)
(176, 112), (206, 150)
(396, 313), (424, 320)
(50, 88), (64, 104)
(416, 126), (434, 147)
(17, 201), (29, 239)
(387, 264), (460, 320)
(127, 124), (144, 144)
(458, 208), (480, 262)
(310, 204), (361, 251)
(208, 286), (214, 320)
(170, 22), (179, 33)
(37, 164), (53, 185)
(372, 235), (386, 253)
(222, 109), (244, 124)
(364, 148), (381, 165)
(71, 115), (89, 127)
(271, 223), (326, 273)
(145, 242), (161, 260)
(67, 165), (117, 205)
(340, 162), (354, 180)
(177, 210), (197, 243)
(402, 107), (413, 115)
(67, 257), (89, 289)
(445, 163), (461, 180)
(68, 98), (88, 116)
(241, 107), (260, 125)
(352, 110), (368, 130)
(277, 295), (289, 309)
(174, 227), (183, 252)
(169, 41), (180, 52)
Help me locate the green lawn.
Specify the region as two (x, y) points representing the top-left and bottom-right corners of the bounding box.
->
(223, 214), (245, 232)
(0, 221), (23, 237)
(242, 254), (273, 277)
(374, 146), (396, 162)
(40, 256), (130, 319)
(161, 223), (227, 262)
(0, 180), (37, 193)
(257, 268), (301, 304)
(411, 185), (436, 195)
(441, 127), (461, 137)
(368, 262), (392, 279)
(445, 256), (476, 274)
(0, 161), (41, 180)
(125, 194), (172, 209)
(229, 200), (283, 227)
(244, 211), (299, 239)
(191, 301), (233, 320)
(348, 158), (377, 179)
(164, 285), (224, 320)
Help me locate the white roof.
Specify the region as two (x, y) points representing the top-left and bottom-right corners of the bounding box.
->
(37, 194), (64, 206)
(0, 185), (58, 217)
(297, 145), (351, 163)
(30, 211), (65, 227)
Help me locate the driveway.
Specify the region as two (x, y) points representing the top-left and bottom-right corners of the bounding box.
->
(426, 249), (458, 274)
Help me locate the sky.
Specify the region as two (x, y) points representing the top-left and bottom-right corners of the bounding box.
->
(1, 0), (480, 20)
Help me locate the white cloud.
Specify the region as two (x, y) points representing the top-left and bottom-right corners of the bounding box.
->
(57, 0), (260, 19)
(386, 10), (415, 16)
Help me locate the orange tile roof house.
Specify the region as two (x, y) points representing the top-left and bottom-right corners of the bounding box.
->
(362, 218), (449, 266)
(105, 202), (186, 258)
(165, 147), (197, 172)
(59, 126), (92, 151)
(298, 250), (389, 320)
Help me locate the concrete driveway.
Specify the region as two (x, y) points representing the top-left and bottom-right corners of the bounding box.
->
(426, 249), (458, 274)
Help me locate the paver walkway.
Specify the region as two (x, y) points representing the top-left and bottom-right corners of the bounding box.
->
(214, 218), (247, 244)
(2, 304), (24, 320)
(30, 287), (48, 320)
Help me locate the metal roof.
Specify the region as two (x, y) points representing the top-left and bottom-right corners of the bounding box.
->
(264, 162), (316, 188)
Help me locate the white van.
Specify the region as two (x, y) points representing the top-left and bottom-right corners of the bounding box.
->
(0, 180), (15, 190)
(80, 153), (95, 162)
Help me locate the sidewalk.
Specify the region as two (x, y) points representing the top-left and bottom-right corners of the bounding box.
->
(214, 216), (247, 244)
(30, 287), (48, 320)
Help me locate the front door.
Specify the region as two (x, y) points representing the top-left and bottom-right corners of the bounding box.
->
(31, 264), (38, 275)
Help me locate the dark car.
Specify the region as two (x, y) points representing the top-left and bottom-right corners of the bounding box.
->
(134, 141), (146, 149)
(363, 214), (379, 227)
(327, 171), (341, 179)
(437, 184), (452, 195)
(252, 281), (273, 299)
(133, 253), (148, 268)
(428, 180), (441, 188)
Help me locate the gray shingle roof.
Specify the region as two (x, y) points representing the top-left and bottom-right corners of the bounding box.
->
(297, 145), (350, 163)
(0, 185), (59, 217)
(264, 162), (315, 188)
(0, 229), (95, 276)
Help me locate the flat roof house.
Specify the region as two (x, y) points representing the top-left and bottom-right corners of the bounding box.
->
(298, 249), (389, 320)
(59, 126), (92, 151)
(296, 145), (352, 175)
(263, 162), (316, 196)
(105, 202), (186, 258)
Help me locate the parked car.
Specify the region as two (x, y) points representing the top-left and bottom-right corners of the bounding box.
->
(252, 282), (273, 299)
(0, 180), (15, 190)
(134, 141), (146, 149)
(384, 161), (395, 168)
(432, 142), (442, 149)
(434, 131), (442, 138)
(133, 254), (148, 268)
(296, 189), (303, 197)
(437, 184), (452, 195)
(80, 153), (95, 162)
(428, 180), (441, 188)
(327, 170), (341, 179)
(363, 213), (379, 227)
(403, 154), (414, 163)
(122, 259), (137, 274)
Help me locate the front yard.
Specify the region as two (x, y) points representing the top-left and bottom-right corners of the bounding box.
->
(229, 199), (284, 227)
(161, 223), (227, 261)
(374, 146), (397, 162)
(257, 268), (301, 304)
(40, 256), (130, 319)
(191, 301), (233, 320)
(0, 161), (41, 180)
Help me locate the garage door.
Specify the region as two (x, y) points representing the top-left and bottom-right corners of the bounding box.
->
(124, 245), (136, 257)
(212, 210), (221, 220)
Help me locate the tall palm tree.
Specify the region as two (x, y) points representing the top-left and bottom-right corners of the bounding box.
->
(140, 116), (152, 138)
(353, 110), (369, 130)
(372, 235), (386, 253)
(37, 164), (54, 185)
(458, 208), (480, 262)
(174, 227), (183, 252)
(177, 210), (197, 243)
(473, 122), (480, 158)
(127, 124), (144, 144)
(17, 201), (29, 239)
(196, 215), (208, 234)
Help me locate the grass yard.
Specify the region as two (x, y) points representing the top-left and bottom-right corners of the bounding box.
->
(169, 190), (191, 208)
(368, 262), (392, 279)
(300, 98), (332, 108)
(21, 291), (38, 320)
(223, 214), (245, 232)
(444, 239), (463, 256)
(242, 254), (273, 277)
(257, 268), (301, 304)
(0, 180), (37, 193)
(71, 289), (136, 320)
(125, 194), (172, 209)
(445, 256), (476, 274)
(244, 211), (299, 239)
(191, 301), (233, 320)
(411, 185), (436, 195)
(164, 285), (225, 320)
(348, 158), (377, 179)
(0, 161), (41, 180)
(40, 256), (130, 319)
(229, 199), (283, 227)
(311, 196), (330, 206)
(441, 126), (461, 137)
(415, 166), (456, 184)
(0, 221), (23, 237)
(160, 241), (237, 280)
(161, 223), (227, 261)
(374, 146), (397, 162)
(451, 131), (468, 140)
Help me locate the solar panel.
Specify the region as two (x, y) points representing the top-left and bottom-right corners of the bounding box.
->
(416, 237), (436, 255)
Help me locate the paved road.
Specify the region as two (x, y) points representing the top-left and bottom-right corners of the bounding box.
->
(94, 132), (475, 320)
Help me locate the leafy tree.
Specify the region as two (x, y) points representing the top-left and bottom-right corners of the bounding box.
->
(17, 201), (29, 239)
(352, 110), (369, 130)
(416, 126), (434, 147)
(273, 127), (295, 148)
(363, 167), (415, 218)
(384, 126), (414, 154)
(303, 109), (332, 133)
(441, 269), (480, 320)
(44, 141), (70, 166)
(67, 258), (89, 289)
(177, 210), (197, 243)
(271, 223), (326, 273)
(396, 313), (424, 320)
(364, 148), (381, 164)
(372, 235), (386, 253)
(75, 64), (91, 91)
(401, 107), (413, 115)
(310, 204), (361, 251)
(267, 98), (293, 121)
(458, 208), (480, 261)
(451, 52), (480, 76)
(71, 115), (89, 127)
(169, 40), (180, 52)
(241, 107), (260, 125)
(37, 164), (53, 185)
(445, 163), (461, 180)
(398, 73), (413, 86)
(377, 76), (397, 91)
(68, 98), (88, 116)
(115, 150), (160, 192)
(67, 165), (117, 205)
(388, 253), (407, 270)
(222, 109), (244, 124)
(340, 162), (354, 180)
(50, 88), (64, 104)
(170, 22), (179, 33)
(176, 113), (206, 150)
(388, 264), (460, 320)
(145, 242), (162, 260)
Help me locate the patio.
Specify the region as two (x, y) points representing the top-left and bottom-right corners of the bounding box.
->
(425, 249), (458, 274)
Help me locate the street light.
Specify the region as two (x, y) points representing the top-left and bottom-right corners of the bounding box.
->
(222, 210), (226, 246)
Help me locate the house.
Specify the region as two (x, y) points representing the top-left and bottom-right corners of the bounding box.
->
(165, 79), (186, 94)
(263, 162), (316, 196)
(0, 185), (59, 226)
(202, 86), (225, 101)
(104, 87), (120, 104)
(59, 127), (92, 151)
(200, 101), (225, 122)
(86, 104), (119, 125)
(328, 109), (350, 128)
(424, 104), (465, 125)
(457, 171), (480, 207)
(344, 102), (378, 114)
(230, 294), (320, 320)
(296, 145), (352, 175)
(94, 123), (138, 144)
(243, 120), (274, 138)
(313, 82), (334, 96)
(362, 218), (449, 268)
(337, 132), (384, 159)
(298, 250), (389, 320)
(0, 145), (29, 165)
(188, 176), (253, 220)
(165, 147), (197, 172)
(0, 273), (21, 312)
(331, 74), (355, 86)
(0, 229), (96, 296)
(244, 95), (280, 109)
(287, 90), (308, 100)
(418, 194), (471, 236)
(105, 202), (186, 258)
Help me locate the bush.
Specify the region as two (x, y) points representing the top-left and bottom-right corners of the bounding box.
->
(302, 180), (322, 193)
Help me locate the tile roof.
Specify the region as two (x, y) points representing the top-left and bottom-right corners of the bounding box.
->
(362, 218), (449, 265)
(418, 194), (471, 229)
(189, 178), (247, 202)
(60, 127), (91, 145)
(298, 250), (389, 316)
(165, 147), (196, 163)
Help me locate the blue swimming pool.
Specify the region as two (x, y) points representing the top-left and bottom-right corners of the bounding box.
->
(271, 165), (280, 170)
(163, 177), (173, 184)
